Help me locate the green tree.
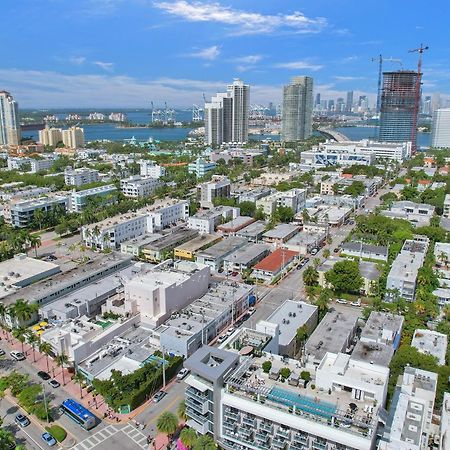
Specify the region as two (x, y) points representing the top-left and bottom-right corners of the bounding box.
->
(303, 266), (319, 286)
(238, 201), (256, 217)
(180, 428), (198, 449)
(26, 331), (38, 363)
(314, 288), (332, 320)
(39, 341), (53, 373)
(325, 260), (363, 293)
(8, 299), (38, 326)
(177, 401), (187, 422)
(274, 206), (294, 223)
(344, 181), (365, 198)
(323, 249), (330, 259)
(72, 372), (85, 399)
(156, 411), (178, 439)
(56, 353), (69, 386)
(253, 207), (265, 221)
(28, 234), (42, 258)
(192, 435), (216, 450)
(400, 185), (419, 201)
(262, 360), (272, 373)
(12, 327), (27, 354)
(0, 429), (15, 449)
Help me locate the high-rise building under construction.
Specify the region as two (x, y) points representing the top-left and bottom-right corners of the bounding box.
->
(379, 71), (420, 144)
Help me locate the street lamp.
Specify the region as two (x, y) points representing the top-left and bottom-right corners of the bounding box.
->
(41, 382), (49, 423)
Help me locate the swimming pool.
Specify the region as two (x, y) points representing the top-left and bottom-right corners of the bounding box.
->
(267, 387), (336, 419)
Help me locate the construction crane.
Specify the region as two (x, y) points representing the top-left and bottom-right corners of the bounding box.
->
(409, 44), (429, 153)
(372, 55), (403, 115)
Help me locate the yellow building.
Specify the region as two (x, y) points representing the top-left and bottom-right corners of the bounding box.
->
(174, 233), (222, 260)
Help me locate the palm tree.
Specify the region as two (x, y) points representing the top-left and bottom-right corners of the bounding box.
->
(56, 353), (69, 386)
(177, 401), (187, 422)
(26, 331), (38, 362)
(156, 411), (178, 440)
(72, 372), (85, 399)
(12, 327), (27, 354)
(315, 288), (331, 320)
(180, 428), (198, 449)
(323, 249), (330, 259)
(438, 251), (448, 268)
(0, 303), (7, 329)
(39, 341), (53, 372)
(28, 234), (42, 258)
(9, 299), (38, 326)
(33, 208), (45, 230)
(192, 435), (216, 450)
(303, 266), (318, 287)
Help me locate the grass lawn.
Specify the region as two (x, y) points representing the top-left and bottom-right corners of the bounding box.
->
(45, 425), (67, 442)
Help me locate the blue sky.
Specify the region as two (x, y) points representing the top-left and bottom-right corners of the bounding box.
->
(1, 0), (449, 108)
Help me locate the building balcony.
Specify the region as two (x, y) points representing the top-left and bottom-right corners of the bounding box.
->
(312, 439), (327, 450)
(276, 428), (291, 439)
(242, 416), (256, 427)
(186, 397), (209, 415)
(272, 438), (287, 450)
(259, 422), (274, 433)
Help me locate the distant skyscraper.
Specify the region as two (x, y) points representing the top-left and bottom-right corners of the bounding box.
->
(281, 76), (313, 142)
(62, 126), (84, 149)
(358, 95), (367, 107)
(328, 99), (335, 112)
(346, 91), (354, 112)
(336, 98), (345, 113)
(379, 71), (419, 144)
(432, 93), (441, 113)
(315, 93), (321, 107)
(431, 108), (450, 148)
(204, 79), (249, 145)
(0, 91), (20, 146)
(422, 96), (432, 116)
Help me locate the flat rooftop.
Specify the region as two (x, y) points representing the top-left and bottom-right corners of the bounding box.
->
(218, 216), (255, 232)
(196, 237), (247, 260)
(360, 312), (404, 343)
(265, 300), (318, 346)
(286, 230), (327, 246)
(235, 220), (266, 239)
(0, 254), (60, 298)
(411, 329), (448, 365)
(305, 309), (360, 362)
(262, 223), (299, 240)
(351, 339), (394, 367)
(2, 252), (132, 306)
(341, 242), (388, 258)
(121, 232), (164, 247)
(191, 206), (234, 220)
(175, 233), (221, 253)
(223, 243), (269, 265)
(144, 229), (198, 251)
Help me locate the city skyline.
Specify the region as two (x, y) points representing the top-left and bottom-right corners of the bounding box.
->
(1, 0), (449, 108)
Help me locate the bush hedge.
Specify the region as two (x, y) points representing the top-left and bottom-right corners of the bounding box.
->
(45, 425), (67, 442)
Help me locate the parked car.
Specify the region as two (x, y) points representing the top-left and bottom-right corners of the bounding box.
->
(41, 432), (57, 447)
(336, 299), (348, 304)
(217, 335), (227, 344)
(248, 307), (256, 316)
(0, 349), (5, 356)
(153, 391), (166, 403)
(177, 368), (190, 381)
(37, 371), (51, 381)
(351, 300), (361, 307)
(49, 379), (60, 388)
(10, 351), (25, 361)
(15, 413), (30, 428)
(310, 248), (318, 255)
(231, 271), (239, 277)
(333, 248), (340, 253)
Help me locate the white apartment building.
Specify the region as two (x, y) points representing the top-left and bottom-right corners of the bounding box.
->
(70, 184), (117, 212)
(30, 155), (59, 173)
(82, 200), (189, 249)
(301, 148), (375, 167)
(379, 367), (437, 450)
(431, 108), (450, 148)
(7, 157), (31, 171)
(256, 188), (307, 216)
(39, 127), (63, 147)
(198, 176), (231, 208)
(184, 346), (383, 450)
(64, 167), (100, 187)
(386, 236), (430, 302)
(6, 195), (70, 228)
(120, 175), (161, 198)
(444, 194), (450, 218)
(123, 262), (210, 327)
(188, 206), (239, 234)
(314, 139), (412, 162)
(62, 126), (84, 149)
(381, 201), (435, 227)
(139, 160), (166, 178)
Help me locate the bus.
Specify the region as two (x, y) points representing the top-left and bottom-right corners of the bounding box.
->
(60, 399), (97, 430)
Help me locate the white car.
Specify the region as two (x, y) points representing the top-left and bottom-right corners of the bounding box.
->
(336, 299), (348, 304)
(351, 300), (361, 307)
(177, 368), (190, 381)
(248, 307), (256, 316)
(10, 351), (25, 361)
(217, 335), (227, 344)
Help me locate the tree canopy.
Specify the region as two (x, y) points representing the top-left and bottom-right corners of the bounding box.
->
(325, 259), (363, 294)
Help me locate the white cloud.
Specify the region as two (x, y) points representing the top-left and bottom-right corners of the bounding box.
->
(234, 55), (263, 64)
(68, 56), (87, 65)
(185, 45), (220, 61)
(93, 61), (115, 71)
(274, 61), (323, 71)
(153, 1), (327, 35)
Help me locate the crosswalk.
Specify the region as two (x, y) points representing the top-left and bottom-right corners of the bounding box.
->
(71, 423), (148, 450)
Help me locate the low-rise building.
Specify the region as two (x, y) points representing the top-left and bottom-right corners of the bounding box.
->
(381, 201), (435, 227)
(440, 392), (450, 450)
(237, 187), (273, 204)
(217, 216), (255, 236)
(386, 236), (430, 302)
(252, 248), (299, 284)
(174, 233), (222, 260)
(139, 160), (166, 178)
(256, 188), (307, 216)
(411, 329), (447, 365)
(301, 147), (375, 168)
(262, 224), (300, 247)
(196, 237), (247, 271)
(341, 242), (389, 262)
(120, 233), (163, 257)
(444, 194), (450, 218)
(188, 157), (216, 177)
(379, 367), (437, 450)
(69, 184), (117, 212)
(120, 175), (161, 198)
(7, 157), (31, 171)
(29, 155), (58, 173)
(198, 176), (231, 208)
(222, 243), (270, 274)
(64, 167), (100, 187)
(256, 300), (318, 357)
(305, 309), (360, 367)
(188, 206), (239, 234)
(284, 230), (327, 254)
(6, 195), (70, 228)
(235, 220), (266, 243)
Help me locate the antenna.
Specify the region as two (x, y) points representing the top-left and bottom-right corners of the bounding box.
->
(408, 44), (429, 153)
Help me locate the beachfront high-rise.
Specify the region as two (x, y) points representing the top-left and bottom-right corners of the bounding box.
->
(281, 76), (313, 142)
(0, 91), (21, 146)
(379, 71), (419, 144)
(204, 79), (249, 146)
(432, 108), (450, 148)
